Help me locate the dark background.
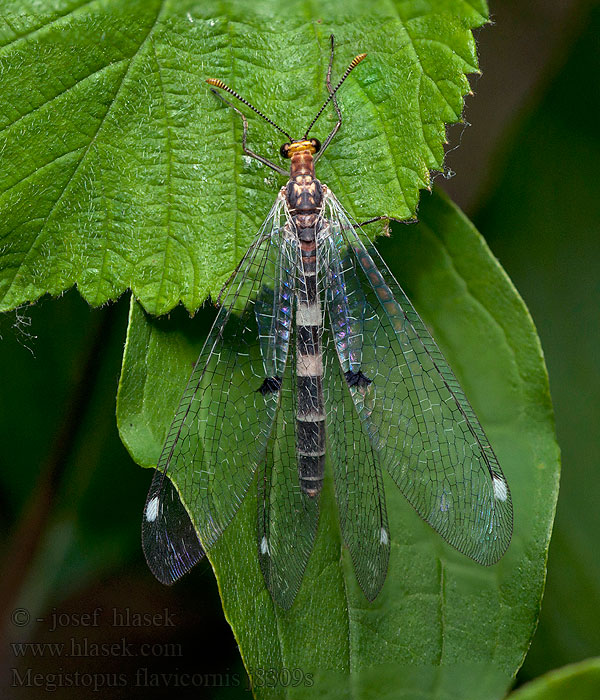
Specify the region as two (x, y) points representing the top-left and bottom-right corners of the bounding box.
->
(1, 1), (598, 696)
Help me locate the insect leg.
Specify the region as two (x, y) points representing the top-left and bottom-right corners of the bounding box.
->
(356, 216), (407, 229)
(314, 35), (342, 162)
(209, 89), (289, 176)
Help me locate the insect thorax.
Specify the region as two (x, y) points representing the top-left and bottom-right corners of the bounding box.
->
(285, 150), (324, 238)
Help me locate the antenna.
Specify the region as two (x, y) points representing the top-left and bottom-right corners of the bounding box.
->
(304, 52), (366, 138)
(205, 78), (293, 141)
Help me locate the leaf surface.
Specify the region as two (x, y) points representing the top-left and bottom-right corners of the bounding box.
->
(507, 658), (600, 700)
(0, 0), (486, 313)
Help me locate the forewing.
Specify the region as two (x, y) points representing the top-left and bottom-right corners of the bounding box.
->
(321, 192), (513, 566)
(143, 195), (293, 584)
(320, 232), (390, 600)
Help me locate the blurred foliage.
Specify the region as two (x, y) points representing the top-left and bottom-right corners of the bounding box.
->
(474, 2), (600, 682)
(506, 658), (600, 700)
(0, 294), (135, 599)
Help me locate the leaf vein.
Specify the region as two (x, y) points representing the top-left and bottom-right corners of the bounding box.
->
(0, 58), (128, 137)
(0, 0), (167, 307)
(0, 0), (97, 53)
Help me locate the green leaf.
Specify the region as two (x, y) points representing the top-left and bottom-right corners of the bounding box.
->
(506, 658), (600, 700)
(1, 0), (486, 314)
(117, 188), (559, 698)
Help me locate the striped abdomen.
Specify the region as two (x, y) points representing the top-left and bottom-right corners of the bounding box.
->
(283, 148), (326, 497)
(295, 227), (325, 497)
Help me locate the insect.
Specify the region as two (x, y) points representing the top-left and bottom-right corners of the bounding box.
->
(142, 37), (513, 609)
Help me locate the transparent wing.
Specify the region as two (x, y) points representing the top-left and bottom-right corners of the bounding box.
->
(257, 325), (320, 609)
(321, 191), (513, 566)
(142, 194), (294, 584)
(320, 233), (390, 600)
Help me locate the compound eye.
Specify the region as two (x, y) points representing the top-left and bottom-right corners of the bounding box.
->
(310, 138), (321, 153)
(280, 143), (291, 158)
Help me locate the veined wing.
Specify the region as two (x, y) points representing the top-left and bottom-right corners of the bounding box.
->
(321, 191), (513, 566)
(258, 218), (325, 609)
(320, 231), (390, 600)
(257, 323), (320, 609)
(142, 194), (294, 584)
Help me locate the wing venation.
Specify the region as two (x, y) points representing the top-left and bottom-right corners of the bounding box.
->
(142, 195), (294, 584)
(320, 191), (513, 566)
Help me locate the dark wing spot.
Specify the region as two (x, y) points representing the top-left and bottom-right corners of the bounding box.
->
(258, 376), (282, 395)
(345, 370), (372, 389)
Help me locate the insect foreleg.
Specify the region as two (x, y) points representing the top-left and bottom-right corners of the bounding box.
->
(209, 88), (290, 176)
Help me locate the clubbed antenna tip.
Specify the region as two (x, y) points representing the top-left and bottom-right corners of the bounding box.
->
(304, 52), (367, 138)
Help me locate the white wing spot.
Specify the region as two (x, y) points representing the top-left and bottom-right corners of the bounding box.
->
(493, 477), (508, 502)
(145, 496), (160, 522)
(380, 527), (389, 546)
(440, 492), (450, 512)
(260, 536), (270, 555)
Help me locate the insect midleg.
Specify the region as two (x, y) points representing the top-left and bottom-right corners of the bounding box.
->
(295, 222), (326, 497)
